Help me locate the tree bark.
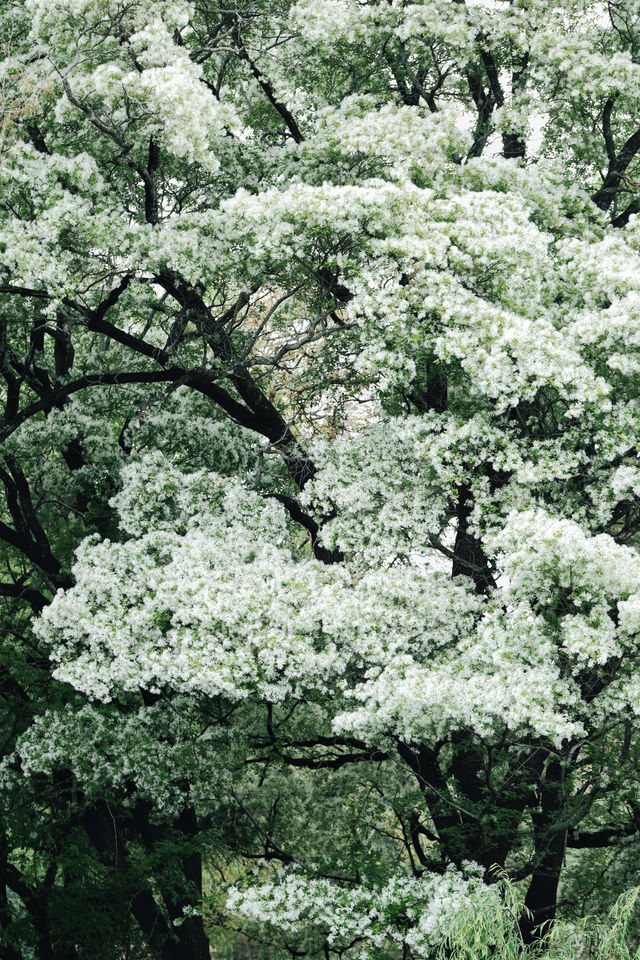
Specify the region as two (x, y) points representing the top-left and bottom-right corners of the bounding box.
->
(520, 758), (566, 943)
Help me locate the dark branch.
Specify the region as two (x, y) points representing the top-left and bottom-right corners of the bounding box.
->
(0, 581), (48, 612)
(232, 27), (304, 143)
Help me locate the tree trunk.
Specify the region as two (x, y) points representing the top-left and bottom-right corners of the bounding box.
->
(452, 485), (496, 594)
(520, 758), (566, 943)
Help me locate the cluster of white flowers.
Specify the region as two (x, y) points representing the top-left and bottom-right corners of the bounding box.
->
(2, 699), (232, 818)
(0, 143), (114, 296)
(38, 454), (483, 709)
(288, 0), (387, 47)
(86, 19), (235, 170)
(26, 0), (193, 42)
(128, 388), (262, 477)
(334, 605), (584, 747)
(38, 452), (640, 749)
(27, 2), (235, 172)
(487, 509), (640, 684)
(532, 25), (640, 102)
(298, 97), (469, 185)
(227, 864), (500, 957)
(303, 411), (606, 560)
(488, 509), (640, 608)
(341, 191), (613, 413)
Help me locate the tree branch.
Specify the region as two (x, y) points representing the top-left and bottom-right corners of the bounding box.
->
(232, 27), (304, 143)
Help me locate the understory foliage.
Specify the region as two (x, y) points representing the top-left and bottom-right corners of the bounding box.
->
(5, 0), (640, 957)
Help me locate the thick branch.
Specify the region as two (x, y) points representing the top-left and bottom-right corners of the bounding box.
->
(0, 581), (48, 612)
(567, 824), (640, 848)
(267, 493), (343, 563)
(232, 28), (304, 143)
(0, 369), (186, 443)
(592, 117), (640, 211)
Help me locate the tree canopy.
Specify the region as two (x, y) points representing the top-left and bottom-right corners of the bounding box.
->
(3, 1), (640, 957)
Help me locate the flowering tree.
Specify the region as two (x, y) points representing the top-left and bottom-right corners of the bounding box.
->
(3, 0), (640, 957)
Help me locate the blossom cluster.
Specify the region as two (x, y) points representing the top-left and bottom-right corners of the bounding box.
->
(227, 864), (500, 957)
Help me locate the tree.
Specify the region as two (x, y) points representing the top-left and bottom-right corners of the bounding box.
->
(3, 0), (640, 956)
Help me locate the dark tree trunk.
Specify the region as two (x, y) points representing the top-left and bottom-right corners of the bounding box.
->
(520, 758), (566, 943)
(452, 485), (496, 594)
(162, 806), (210, 960)
(0, 831), (25, 960)
(84, 801), (186, 959)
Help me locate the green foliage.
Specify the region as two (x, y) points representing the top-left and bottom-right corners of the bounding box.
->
(439, 884), (640, 960)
